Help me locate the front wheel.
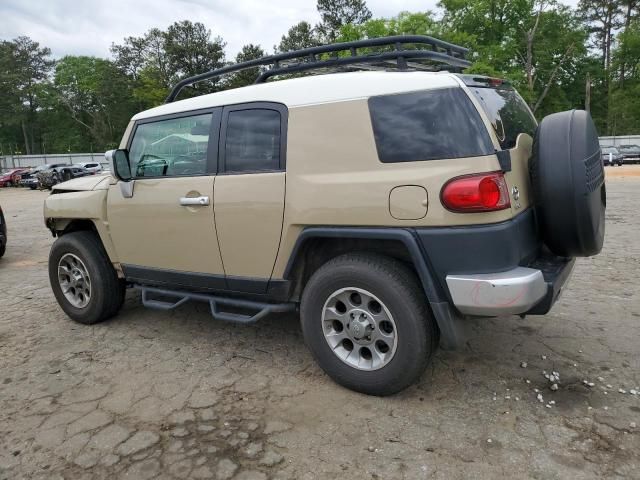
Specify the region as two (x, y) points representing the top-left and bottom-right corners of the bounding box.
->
(49, 231), (125, 324)
(300, 253), (437, 396)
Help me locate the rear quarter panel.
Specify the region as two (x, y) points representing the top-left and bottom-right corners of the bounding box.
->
(273, 98), (514, 277)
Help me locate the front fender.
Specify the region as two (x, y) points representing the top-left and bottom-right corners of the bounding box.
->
(44, 189), (119, 263)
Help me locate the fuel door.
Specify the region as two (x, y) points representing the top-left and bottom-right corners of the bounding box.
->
(389, 185), (428, 220)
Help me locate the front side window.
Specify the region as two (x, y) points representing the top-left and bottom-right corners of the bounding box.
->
(368, 88), (494, 163)
(129, 113), (212, 177)
(224, 109), (281, 173)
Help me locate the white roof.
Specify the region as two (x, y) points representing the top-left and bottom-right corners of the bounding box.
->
(133, 71), (461, 121)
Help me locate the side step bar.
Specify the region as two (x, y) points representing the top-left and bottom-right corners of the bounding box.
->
(134, 285), (297, 324)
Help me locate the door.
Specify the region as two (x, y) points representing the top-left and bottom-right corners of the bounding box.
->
(214, 103), (287, 291)
(108, 109), (226, 285)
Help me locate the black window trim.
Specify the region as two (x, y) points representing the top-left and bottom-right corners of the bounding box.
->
(126, 106), (222, 179)
(218, 102), (288, 175)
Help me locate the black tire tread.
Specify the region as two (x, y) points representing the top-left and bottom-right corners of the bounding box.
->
(49, 231), (125, 324)
(301, 252), (436, 396)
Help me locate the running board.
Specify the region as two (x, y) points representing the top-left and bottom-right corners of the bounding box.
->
(134, 285), (296, 324)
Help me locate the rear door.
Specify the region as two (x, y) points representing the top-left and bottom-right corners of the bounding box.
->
(107, 109), (226, 286)
(213, 102), (287, 292)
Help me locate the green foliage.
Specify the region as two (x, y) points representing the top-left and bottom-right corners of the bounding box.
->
(316, 0), (372, 41)
(53, 56), (137, 150)
(276, 22), (320, 52)
(1, 2), (640, 155)
(225, 44), (266, 89)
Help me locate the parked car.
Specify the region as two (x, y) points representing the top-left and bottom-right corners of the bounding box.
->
(0, 204), (6, 258)
(601, 146), (624, 166)
(43, 36), (605, 396)
(20, 164), (68, 189)
(53, 165), (93, 182)
(77, 162), (104, 174)
(36, 166), (92, 190)
(0, 168), (28, 187)
(617, 144), (640, 164)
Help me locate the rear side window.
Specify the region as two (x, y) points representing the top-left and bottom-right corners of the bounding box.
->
(223, 109), (281, 173)
(368, 88), (494, 163)
(468, 87), (537, 150)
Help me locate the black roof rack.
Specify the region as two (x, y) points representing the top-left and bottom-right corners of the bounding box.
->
(165, 35), (471, 103)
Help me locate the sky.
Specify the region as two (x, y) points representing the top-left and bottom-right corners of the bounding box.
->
(1, 0), (580, 60)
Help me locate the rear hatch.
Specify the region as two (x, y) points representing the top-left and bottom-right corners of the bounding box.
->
(458, 75), (538, 216)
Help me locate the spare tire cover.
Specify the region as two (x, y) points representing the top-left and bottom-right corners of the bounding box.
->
(530, 110), (605, 257)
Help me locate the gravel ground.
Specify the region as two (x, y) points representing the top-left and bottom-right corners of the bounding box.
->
(0, 170), (639, 480)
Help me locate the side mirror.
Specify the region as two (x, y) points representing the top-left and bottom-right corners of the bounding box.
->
(105, 149), (132, 181)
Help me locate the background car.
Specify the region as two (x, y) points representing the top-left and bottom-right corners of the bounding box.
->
(0, 204), (6, 258)
(617, 144), (640, 164)
(77, 162), (103, 174)
(20, 163), (68, 189)
(53, 165), (93, 182)
(601, 146), (624, 166)
(0, 169), (28, 187)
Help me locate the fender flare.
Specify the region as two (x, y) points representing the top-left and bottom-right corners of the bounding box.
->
(283, 227), (465, 348)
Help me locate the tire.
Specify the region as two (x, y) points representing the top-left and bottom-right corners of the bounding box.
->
(49, 231), (125, 324)
(0, 243), (5, 258)
(29, 185), (37, 190)
(300, 253), (437, 396)
(530, 110), (605, 257)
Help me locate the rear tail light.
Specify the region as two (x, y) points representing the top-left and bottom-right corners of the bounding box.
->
(441, 172), (511, 212)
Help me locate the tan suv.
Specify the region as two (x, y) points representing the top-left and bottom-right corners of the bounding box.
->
(44, 36), (605, 395)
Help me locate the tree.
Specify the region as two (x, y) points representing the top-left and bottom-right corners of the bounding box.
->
(54, 56), (136, 149)
(164, 20), (226, 85)
(111, 29), (170, 86)
(111, 21), (227, 104)
(0, 37), (54, 154)
(316, 0), (372, 41)
(225, 44), (266, 89)
(276, 21), (320, 52)
(578, 0), (624, 71)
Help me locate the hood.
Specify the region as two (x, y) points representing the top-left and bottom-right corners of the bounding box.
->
(52, 174), (112, 192)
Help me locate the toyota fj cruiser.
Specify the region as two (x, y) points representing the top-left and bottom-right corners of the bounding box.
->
(44, 36), (605, 395)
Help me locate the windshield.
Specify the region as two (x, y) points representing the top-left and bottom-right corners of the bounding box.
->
(467, 86), (538, 150)
(602, 147), (619, 154)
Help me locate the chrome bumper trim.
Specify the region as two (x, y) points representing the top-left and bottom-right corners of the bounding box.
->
(446, 267), (548, 316)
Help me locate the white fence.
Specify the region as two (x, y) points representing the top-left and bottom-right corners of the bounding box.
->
(599, 135), (640, 147)
(0, 153), (106, 172)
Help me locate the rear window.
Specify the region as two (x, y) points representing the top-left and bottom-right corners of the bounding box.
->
(467, 86), (537, 150)
(368, 88), (494, 163)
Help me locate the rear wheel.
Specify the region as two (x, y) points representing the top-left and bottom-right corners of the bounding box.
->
(300, 253), (436, 396)
(49, 231), (125, 324)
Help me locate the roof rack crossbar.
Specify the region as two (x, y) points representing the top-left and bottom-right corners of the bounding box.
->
(254, 49), (470, 83)
(165, 35), (471, 103)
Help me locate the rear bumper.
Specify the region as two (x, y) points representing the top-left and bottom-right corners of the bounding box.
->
(414, 209), (575, 317)
(446, 258), (574, 316)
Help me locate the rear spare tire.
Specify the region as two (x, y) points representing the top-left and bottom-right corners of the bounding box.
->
(530, 109), (605, 257)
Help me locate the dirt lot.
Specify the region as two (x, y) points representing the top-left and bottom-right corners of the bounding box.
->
(0, 169), (639, 480)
